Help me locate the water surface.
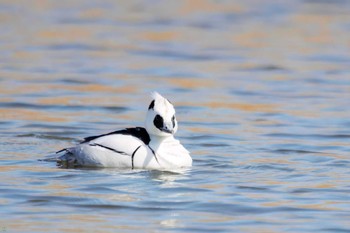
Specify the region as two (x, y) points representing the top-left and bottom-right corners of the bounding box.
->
(0, 0), (350, 232)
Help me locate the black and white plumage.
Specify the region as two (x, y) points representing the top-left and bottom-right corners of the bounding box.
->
(56, 92), (192, 169)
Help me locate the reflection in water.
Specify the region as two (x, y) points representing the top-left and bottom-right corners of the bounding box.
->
(0, 0), (350, 232)
(147, 169), (191, 186)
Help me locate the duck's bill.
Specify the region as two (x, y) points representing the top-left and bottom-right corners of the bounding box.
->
(160, 128), (174, 134)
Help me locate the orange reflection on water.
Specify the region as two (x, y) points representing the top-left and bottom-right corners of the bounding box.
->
(187, 126), (235, 136)
(203, 101), (277, 113)
(180, 0), (243, 15)
(140, 31), (180, 42)
(79, 8), (105, 19)
(38, 28), (92, 42)
(0, 108), (67, 122)
(168, 78), (216, 89)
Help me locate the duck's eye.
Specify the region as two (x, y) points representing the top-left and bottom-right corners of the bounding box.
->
(172, 115), (176, 128)
(153, 114), (164, 130)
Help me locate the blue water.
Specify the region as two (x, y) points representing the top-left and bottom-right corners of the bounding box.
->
(1, 1), (350, 232)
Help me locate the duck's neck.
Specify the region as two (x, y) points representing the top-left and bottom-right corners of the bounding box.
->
(149, 135), (174, 151)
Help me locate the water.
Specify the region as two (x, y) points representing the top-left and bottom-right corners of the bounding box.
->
(1, 0), (350, 232)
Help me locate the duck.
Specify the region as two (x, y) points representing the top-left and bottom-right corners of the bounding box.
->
(56, 92), (192, 169)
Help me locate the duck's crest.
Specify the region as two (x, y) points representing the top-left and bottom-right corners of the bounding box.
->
(150, 91), (173, 111)
(151, 91), (164, 101)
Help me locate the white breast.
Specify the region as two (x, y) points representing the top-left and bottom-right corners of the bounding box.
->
(149, 136), (192, 169)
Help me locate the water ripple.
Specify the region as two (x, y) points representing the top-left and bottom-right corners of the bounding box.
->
(1, 0), (350, 232)
(0, 102), (128, 112)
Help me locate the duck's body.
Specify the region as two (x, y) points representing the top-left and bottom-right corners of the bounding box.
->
(56, 92), (192, 169)
(57, 127), (191, 169)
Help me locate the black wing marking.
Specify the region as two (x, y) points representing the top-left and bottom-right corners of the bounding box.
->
(89, 143), (129, 156)
(81, 127), (151, 145)
(148, 145), (159, 165)
(56, 148), (69, 154)
(131, 145), (142, 169)
(92, 143), (143, 169)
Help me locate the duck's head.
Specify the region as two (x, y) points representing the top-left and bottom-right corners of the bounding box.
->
(146, 92), (178, 137)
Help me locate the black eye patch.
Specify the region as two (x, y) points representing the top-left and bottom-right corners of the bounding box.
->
(153, 114), (164, 130)
(172, 115), (176, 128)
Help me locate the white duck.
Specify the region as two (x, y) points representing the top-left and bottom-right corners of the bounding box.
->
(56, 92), (192, 169)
